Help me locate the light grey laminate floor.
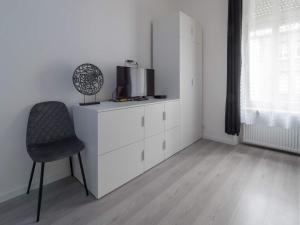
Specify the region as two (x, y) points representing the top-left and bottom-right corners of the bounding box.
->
(0, 140), (299, 225)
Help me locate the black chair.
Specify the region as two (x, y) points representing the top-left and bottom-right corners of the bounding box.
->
(26, 101), (89, 222)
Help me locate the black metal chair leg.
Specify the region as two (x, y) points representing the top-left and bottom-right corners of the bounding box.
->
(36, 162), (45, 222)
(78, 153), (89, 196)
(69, 157), (74, 177)
(26, 162), (36, 194)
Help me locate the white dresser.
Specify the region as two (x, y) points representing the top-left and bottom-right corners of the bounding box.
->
(73, 99), (180, 199)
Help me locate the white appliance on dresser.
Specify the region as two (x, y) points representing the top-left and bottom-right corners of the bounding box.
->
(73, 99), (180, 199)
(153, 11), (203, 149)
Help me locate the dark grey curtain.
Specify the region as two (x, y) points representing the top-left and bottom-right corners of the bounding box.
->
(225, 0), (243, 136)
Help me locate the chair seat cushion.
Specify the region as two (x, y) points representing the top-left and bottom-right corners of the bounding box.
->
(27, 137), (84, 162)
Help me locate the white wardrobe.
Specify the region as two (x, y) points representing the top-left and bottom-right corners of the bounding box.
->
(153, 11), (203, 149)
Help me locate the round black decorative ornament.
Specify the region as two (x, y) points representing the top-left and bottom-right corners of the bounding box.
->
(73, 63), (104, 106)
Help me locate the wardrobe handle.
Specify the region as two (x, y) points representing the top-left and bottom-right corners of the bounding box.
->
(163, 140), (166, 150)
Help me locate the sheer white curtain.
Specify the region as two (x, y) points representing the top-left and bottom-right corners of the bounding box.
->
(241, 0), (300, 129)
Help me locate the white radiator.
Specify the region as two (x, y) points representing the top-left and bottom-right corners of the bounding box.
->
(242, 125), (300, 154)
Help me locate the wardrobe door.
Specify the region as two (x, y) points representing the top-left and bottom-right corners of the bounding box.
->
(180, 35), (197, 149)
(191, 41), (202, 142)
(180, 12), (197, 42)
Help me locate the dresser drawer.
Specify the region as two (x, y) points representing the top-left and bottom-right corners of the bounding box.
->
(145, 132), (165, 171)
(165, 126), (180, 159)
(98, 141), (144, 197)
(165, 101), (180, 130)
(99, 107), (145, 155)
(145, 103), (165, 138)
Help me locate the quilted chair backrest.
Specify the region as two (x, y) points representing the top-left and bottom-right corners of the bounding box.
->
(26, 101), (75, 147)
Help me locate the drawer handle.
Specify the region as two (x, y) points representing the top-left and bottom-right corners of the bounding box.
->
(163, 112), (166, 121)
(141, 116), (145, 127)
(141, 150), (145, 161)
(163, 140), (166, 150)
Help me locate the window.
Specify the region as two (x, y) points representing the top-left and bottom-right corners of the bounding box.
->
(279, 43), (289, 59)
(296, 41), (300, 58)
(241, 0), (300, 128)
(296, 73), (300, 94)
(278, 72), (289, 94)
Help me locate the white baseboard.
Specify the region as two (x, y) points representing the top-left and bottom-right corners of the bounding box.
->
(0, 170), (69, 204)
(203, 131), (239, 146)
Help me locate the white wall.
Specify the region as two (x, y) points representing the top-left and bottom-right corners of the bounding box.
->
(175, 0), (238, 145)
(0, 0), (177, 202)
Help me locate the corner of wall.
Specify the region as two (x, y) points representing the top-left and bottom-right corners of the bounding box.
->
(203, 129), (239, 146)
(0, 168), (70, 204)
